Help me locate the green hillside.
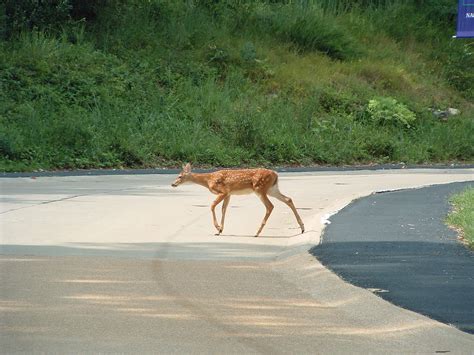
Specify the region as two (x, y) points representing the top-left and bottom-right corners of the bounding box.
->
(1, 0), (473, 172)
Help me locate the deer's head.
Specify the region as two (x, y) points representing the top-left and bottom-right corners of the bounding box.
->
(171, 163), (192, 187)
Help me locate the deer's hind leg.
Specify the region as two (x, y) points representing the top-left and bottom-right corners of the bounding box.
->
(268, 184), (305, 233)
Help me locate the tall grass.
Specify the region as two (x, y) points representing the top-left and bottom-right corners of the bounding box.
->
(447, 187), (474, 250)
(0, 1), (473, 172)
(248, 2), (360, 60)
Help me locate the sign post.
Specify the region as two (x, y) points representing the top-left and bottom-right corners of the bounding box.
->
(456, 0), (474, 38)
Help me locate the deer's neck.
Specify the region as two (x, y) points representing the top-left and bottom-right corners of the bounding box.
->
(189, 173), (212, 189)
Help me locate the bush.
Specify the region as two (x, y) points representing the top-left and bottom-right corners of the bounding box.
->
(443, 42), (474, 99)
(3, 0), (71, 38)
(366, 97), (417, 128)
(2, 0), (103, 39)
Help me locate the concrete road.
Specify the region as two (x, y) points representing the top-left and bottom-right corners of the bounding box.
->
(1, 169), (474, 353)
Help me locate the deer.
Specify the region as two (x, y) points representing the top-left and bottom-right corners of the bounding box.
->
(171, 163), (305, 237)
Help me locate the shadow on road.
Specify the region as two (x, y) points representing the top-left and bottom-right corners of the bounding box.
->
(1, 242), (285, 261)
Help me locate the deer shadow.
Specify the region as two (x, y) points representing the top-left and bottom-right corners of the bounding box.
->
(218, 232), (303, 239)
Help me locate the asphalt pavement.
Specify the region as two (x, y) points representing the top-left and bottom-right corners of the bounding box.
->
(311, 181), (474, 334)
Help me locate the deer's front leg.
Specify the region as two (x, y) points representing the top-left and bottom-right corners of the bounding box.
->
(255, 194), (274, 237)
(211, 194), (226, 235)
(219, 196), (231, 235)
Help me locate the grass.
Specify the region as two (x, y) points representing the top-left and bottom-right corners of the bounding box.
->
(447, 187), (474, 250)
(0, 1), (473, 172)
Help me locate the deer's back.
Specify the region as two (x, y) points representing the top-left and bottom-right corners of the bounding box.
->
(209, 169), (277, 195)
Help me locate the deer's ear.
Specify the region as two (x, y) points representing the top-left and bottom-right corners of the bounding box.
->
(184, 163), (192, 173)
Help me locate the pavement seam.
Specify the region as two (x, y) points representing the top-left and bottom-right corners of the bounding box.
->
(0, 194), (88, 215)
(0, 185), (153, 215)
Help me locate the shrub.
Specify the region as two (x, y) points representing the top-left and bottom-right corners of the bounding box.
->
(3, 0), (71, 37)
(366, 97), (416, 128)
(443, 42), (474, 100)
(2, 0), (104, 39)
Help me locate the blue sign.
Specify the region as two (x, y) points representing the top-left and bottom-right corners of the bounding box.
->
(456, 0), (474, 38)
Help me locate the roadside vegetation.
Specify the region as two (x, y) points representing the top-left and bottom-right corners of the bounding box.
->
(1, 0), (473, 172)
(447, 187), (474, 250)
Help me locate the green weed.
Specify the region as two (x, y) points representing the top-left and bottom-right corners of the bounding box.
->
(447, 187), (474, 250)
